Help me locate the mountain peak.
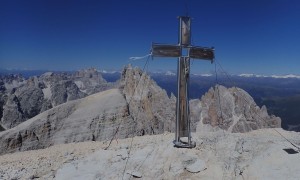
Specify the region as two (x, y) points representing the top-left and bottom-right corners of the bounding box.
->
(192, 85), (281, 133)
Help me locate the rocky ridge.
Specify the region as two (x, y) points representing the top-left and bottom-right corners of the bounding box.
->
(191, 85), (281, 133)
(0, 65), (176, 155)
(0, 68), (115, 130)
(0, 65), (281, 155)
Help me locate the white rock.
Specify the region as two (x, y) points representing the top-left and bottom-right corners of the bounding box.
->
(0, 129), (300, 179)
(185, 159), (206, 173)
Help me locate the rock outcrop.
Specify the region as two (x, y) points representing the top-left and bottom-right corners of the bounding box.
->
(191, 85), (281, 133)
(120, 65), (176, 135)
(0, 74), (26, 131)
(73, 68), (109, 95)
(0, 74), (26, 92)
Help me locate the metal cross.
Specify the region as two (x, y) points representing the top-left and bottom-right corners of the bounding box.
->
(151, 16), (215, 148)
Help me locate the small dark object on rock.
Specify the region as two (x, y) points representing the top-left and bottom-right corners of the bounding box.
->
(283, 148), (299, 154)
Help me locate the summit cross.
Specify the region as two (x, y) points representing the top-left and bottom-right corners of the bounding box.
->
(151, 16), (215, 148)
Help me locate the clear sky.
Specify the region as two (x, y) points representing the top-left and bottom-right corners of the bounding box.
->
(0, 0), (300, 75)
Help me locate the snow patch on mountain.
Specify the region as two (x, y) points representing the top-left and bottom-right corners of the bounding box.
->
(99, 70), (120, 74)
(42, 86), (52, 100)
(239, 74), (268, 78)
(271, 74), (300, 79)
(239, 73), (300, 79)
(192, 73), (213, 77)
(165, 71), (176, 76)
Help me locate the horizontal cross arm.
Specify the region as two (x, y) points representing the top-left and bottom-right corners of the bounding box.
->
(151, 43), (181, 58)
(189, 46), (215, 62)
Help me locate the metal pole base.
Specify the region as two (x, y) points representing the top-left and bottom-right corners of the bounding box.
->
(173, 140), (196, 148)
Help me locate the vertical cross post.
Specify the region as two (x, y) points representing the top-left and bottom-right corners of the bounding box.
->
(151, 16), (215, 148)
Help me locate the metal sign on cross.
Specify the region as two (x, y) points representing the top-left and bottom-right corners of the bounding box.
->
(151, 16), (215, 148)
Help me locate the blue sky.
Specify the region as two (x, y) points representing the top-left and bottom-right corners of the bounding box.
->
(0, 0), (300, 75)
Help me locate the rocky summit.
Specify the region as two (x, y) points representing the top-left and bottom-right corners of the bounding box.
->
(120, 65), (176, 135)
(190, 85), (281, 133)
(0, 65), (281, 156)
(0, 129), (299, 179)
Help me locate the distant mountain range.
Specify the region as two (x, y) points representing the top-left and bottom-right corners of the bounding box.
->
(2, 68), (300, 79)
(100, 69), (300, 79)
(101, 70), (300, 132)
(1, 68), (299, 131)
(0, 66), (281, 156)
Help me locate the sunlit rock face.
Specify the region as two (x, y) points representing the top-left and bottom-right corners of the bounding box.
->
(120, 65), (176, 136)
(190, 85), (281, 133)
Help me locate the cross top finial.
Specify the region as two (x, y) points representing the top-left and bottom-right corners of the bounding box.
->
(178, 16), (191, 46)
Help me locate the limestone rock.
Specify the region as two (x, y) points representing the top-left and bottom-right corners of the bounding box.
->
(185, 159), (206, 173)
(73, 68), (115, 95)
(0, 74), (26, 91)
(1, 94), (24, 129)
(0, 65), (176, 155)
(1, 129), (300, 179)
(191, 85), (281, 133)
(0, 74), (26, 129)
(0, 89), (135, 155)
(119, 65), (176, 135)
(0, 68), (115, 129)
(50, 80), (86, 106)
(0, 66), (282, 155)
